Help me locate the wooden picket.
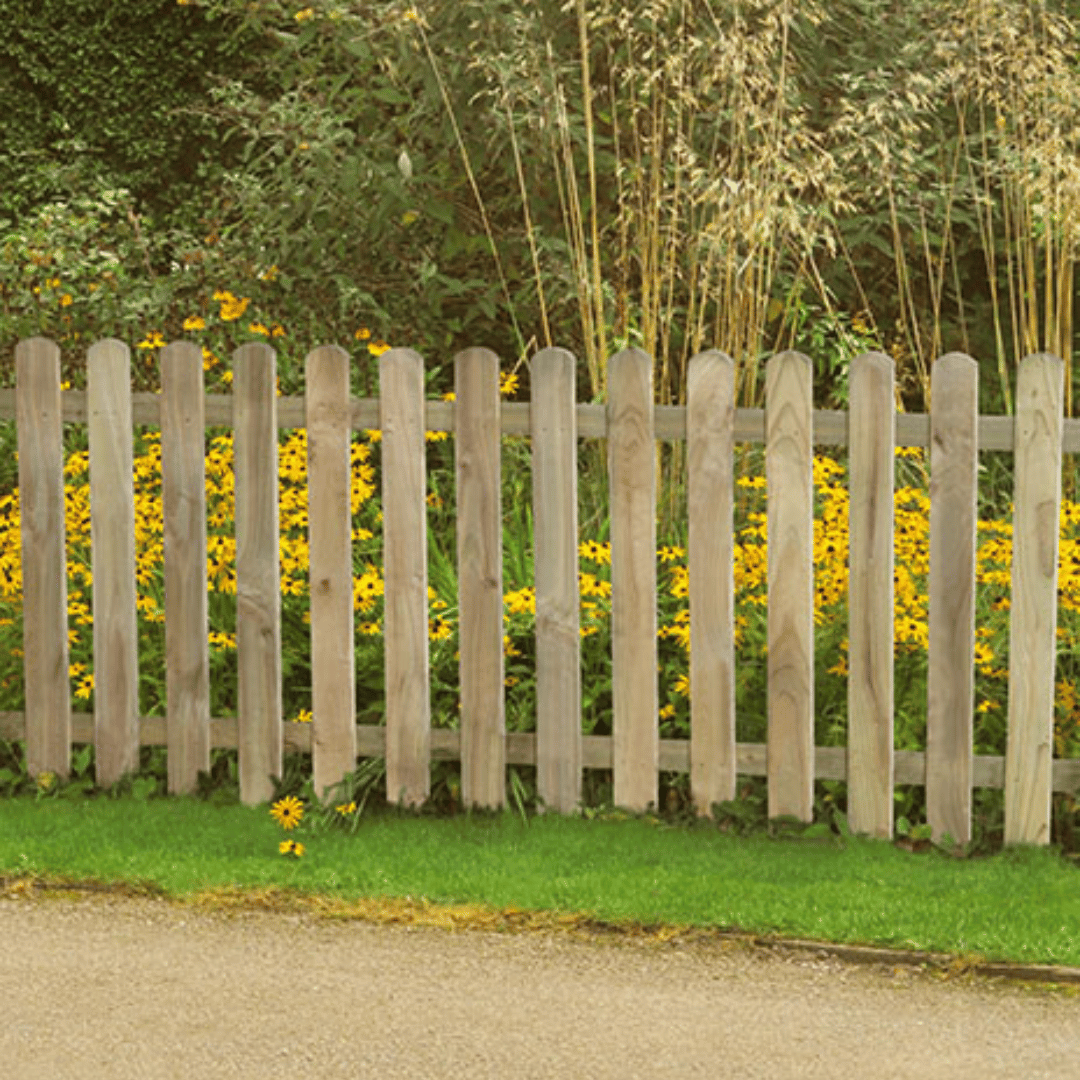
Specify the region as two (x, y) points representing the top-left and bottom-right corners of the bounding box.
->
(455, 347), (505, 809)
(926, 353), (979, 845)
(847, 353), (895, 839)
(15, 337), (70, 778)
(234, 343), (283, 805)
(306, 345), (356, 802)
(4, 336), (1080, 844)
(87, 339), (139, 785)
(765, 351), (814, 822)
(160, 341), (210, 793)
(608, 348), (658, 813)
(687, 350), (736, 814)
(380, 347), (431, 807)
(1005, 354), (1064, 845)
(531, 347), (581, 814)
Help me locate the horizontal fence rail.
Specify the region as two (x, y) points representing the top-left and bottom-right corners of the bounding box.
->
(3, 337), (1079, 846)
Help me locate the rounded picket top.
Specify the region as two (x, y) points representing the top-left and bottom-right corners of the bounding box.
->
(850, 350), (895, 376)
(531, 345), (577, 381)
(607, 346), (653, 386)
(379, 345), (426, 371)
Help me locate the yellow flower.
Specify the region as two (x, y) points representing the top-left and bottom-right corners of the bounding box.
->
(367, 340), (391, 357)
(270, 795), (305, 830)
(136, 331), (166, 350)
(354, 327), (371, 341)
(336, 801), (357, 816)
(271, 324), (286, 338)
(183, 315), (206, 331)
(499, 371), (519, 397)
(248, 322), (270, 336)
(503, 586), (536, 615)
(279, 840), (305, 857)
(579, 540), (611, 565)
(294, 7), (315, 21)
(214, 290), (250, 322)
(59, 293), (73, 307)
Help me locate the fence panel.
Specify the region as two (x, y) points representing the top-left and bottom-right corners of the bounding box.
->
(1005, 353), (1064, 845)
(160, 341), (210, 793)
(847, 352), (895, 838)
(88, 339), (140, 785)
(380, 347), (431, 807)
(15, 337), (70, 778)
(234, 342), (283, 805)
(306, 345), (356, 803)
(609, 348), (658, 812)
(531, 347), (582, 814)
(766, 351), (814, 822)
(455, 347), (505, 808)
(5, 336), (1078, 846)
(687, 350), (736, 814)
(926, 353), (978, 845)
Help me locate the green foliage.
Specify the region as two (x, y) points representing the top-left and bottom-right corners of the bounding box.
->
(0, 185), (175, 377)
(0, 0), (262, 224)
(173, 0), (516, 366)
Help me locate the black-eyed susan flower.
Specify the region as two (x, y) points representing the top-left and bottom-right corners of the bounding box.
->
(270, 795), (305, 830)
(279, 840), (305, 857)
(136, 331), (166, 350)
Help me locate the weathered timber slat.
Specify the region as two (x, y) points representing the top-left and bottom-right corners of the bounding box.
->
(1005, 354), (1064, 845)
(455, 347), (505, 808)
(766, 351), (815, 822)
(160, 342), (211, 794)
(4, 708), (1080, 791)
(306, 345), (357, 803)
(233, 343), (283, 806)
(380, 347), (432, 807)
(88, 340), (140, 785)
(926, 354), (979, 846)
(608, 348), (659, 812)
(531, 347), (582, 814)
(15, 338), (71, 778)
(847, 353), (896, 839)
(687, 350), (737, 814)
(4, 383), (1077, 453)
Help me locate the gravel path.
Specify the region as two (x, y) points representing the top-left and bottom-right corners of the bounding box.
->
(2, 894), (1078, 1079)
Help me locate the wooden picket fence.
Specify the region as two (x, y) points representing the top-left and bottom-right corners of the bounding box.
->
(3, 336), (1080, 847)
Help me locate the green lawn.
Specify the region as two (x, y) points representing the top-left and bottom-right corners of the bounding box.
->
(2, 795), (1078, 967)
